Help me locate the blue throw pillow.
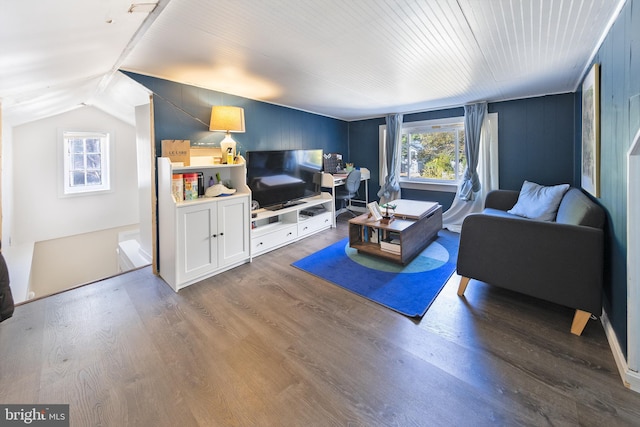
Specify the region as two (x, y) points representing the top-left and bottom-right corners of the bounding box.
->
(507, 181), (570, 221)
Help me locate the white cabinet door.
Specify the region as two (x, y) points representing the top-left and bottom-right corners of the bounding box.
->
(177, 202), (218, 283)
(217, 196), (250, 266)
(298, 212), (332, 237)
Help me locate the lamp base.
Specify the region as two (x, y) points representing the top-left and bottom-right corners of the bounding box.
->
(220, 135), (236, 163)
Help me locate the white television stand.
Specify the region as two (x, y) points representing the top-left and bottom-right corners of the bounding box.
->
(251, 193), (334, 257)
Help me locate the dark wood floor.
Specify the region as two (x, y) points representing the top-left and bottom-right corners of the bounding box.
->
(2, 217), (640, 426)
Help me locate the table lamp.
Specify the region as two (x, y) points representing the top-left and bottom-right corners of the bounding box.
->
(209, 106), (245, 163)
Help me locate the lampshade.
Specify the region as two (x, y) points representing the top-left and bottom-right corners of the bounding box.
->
(209, 106), (245, 133)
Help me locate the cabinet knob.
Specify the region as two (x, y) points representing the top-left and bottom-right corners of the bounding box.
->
(220, 232), (224, 236)
(211, 234), (217, 238)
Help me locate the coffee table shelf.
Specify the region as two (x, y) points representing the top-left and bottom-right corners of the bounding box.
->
(348, 201), (442, 265)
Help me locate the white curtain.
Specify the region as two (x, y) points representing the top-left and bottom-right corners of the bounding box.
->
(378, 113), (403, 204)
(443, 112), (499, 232)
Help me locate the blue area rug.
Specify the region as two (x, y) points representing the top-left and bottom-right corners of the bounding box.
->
(292, 230), (460, 317)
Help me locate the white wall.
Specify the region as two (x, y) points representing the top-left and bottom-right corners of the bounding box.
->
(135, 103), (153, 261)
(1, 121), (14, 247)
(11, 106), (139, 246)
(1, 119), (34, 303)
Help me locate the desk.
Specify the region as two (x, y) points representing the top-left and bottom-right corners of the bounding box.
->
(318, 168), (370, 223)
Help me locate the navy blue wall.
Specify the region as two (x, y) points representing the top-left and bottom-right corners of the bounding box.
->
(578, 0), (640, 355)
(347, 117), (384, 201)
(124, 72), (349, 157)
(489, 94), (576, 190)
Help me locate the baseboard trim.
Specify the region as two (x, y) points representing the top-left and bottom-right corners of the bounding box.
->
(600, 309), (640, 392)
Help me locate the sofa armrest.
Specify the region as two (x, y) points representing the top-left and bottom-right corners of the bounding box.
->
(484, 190), (519, 211)
(456, 213), (603, 314)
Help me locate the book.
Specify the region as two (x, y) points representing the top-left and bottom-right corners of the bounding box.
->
(380, 240), (401, 254)
(380, 247), (401, 254)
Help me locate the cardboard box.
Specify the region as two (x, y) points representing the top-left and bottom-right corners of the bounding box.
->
(161, 140), (191, 166)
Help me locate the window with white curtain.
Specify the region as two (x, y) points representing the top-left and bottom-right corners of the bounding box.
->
(62, 131), (111, 195)
(379, 116), (465, 191)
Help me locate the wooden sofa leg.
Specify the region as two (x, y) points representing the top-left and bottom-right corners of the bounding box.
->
(571, 310), (591, 336)
(457, 276), (471, 297)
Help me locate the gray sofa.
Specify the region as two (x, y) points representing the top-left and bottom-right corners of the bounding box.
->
(456, 187), (605, 335)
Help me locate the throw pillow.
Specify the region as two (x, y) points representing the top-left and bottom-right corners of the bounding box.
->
(507, 181), (570, 221)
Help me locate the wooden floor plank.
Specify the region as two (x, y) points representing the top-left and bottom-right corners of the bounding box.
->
(1, 216), (639, 426)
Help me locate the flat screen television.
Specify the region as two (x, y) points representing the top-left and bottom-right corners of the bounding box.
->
(247, 149), (323, 210)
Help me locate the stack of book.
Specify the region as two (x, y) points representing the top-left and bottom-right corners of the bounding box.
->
(380, 238), (401, 254)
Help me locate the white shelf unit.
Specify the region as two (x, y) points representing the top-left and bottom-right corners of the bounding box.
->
(251, 193), (334, 257)
(158, 157), (251, 291)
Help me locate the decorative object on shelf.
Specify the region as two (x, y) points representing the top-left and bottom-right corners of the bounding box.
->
(162, 139), (191, 166)
(205, 183), (236, 198)
(367, 201), (383, 221)
(380, 203), (396, 224)
(209, 106), (245, 163)
(581, 63), (600, 198)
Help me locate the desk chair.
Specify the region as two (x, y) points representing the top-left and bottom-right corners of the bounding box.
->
(335, 169), (361, 217)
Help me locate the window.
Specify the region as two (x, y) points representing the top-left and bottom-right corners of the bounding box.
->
(401, 118), (465, 183)
(379, 116), (465, 190)
(62, 131), (111, 195)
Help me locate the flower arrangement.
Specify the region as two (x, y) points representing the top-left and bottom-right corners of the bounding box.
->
(380, 203), (396, 224)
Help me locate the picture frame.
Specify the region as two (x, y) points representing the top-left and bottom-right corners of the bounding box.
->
(581, 63), (600, 197)
(367, 201), (383, 221)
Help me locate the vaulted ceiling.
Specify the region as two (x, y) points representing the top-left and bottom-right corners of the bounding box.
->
(0, 0), (625, 126)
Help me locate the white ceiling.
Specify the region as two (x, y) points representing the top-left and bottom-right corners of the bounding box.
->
(0, 0), (626, 126)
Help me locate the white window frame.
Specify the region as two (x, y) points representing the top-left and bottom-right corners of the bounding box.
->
(61, 131), (112, 196)
(379, 116), (465, 193)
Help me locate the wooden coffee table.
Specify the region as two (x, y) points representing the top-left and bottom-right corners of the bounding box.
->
(348, 200), (442, 265)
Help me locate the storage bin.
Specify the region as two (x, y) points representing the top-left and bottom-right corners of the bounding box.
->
(172, 174), (183, 201)
(183, 173), (199, 200)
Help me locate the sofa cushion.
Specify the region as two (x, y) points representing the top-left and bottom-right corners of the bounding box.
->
(482, 208), (528, 220)
(556, 188), (605, 228)
(507, 181), (570, 221)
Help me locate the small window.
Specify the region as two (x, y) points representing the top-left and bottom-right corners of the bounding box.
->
(379, 117), (465, 189)
(62, 131), (110, 195)
(401, 119), (465, 183)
